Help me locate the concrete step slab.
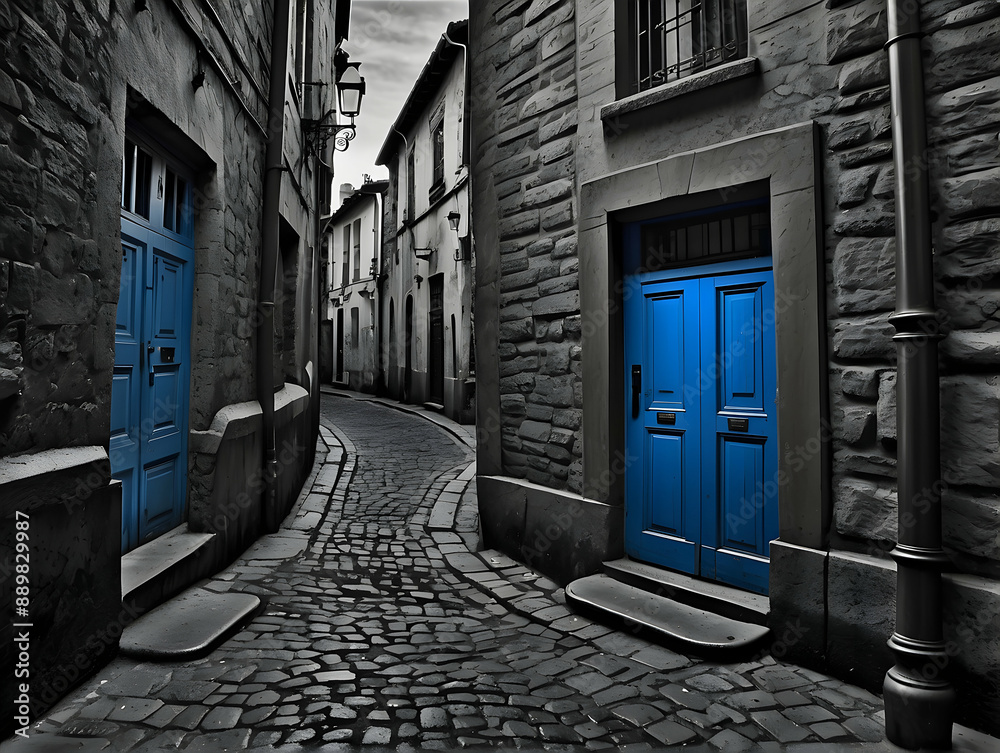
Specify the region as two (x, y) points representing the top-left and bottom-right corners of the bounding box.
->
(121, 526), (216, 616)
(120, 587), (261, 661)
(602, 557), (769, 626)
(566, 574), (769, 651)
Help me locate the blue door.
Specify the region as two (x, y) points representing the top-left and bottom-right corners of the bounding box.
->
(623, 205), (777, 594)
(112, 137), (194, 553)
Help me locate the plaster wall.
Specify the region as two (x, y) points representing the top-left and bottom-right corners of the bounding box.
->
(380, 44), (474, 422)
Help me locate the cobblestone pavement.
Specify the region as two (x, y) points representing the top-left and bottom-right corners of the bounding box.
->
(5, 393), (993, 752)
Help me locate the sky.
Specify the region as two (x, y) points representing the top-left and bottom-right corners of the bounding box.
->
(333, 0), (468, 197)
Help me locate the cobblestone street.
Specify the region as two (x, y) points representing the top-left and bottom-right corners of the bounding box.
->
(5, 393), (993, 752)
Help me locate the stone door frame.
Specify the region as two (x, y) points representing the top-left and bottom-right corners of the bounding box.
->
(578, 121), (829, 551)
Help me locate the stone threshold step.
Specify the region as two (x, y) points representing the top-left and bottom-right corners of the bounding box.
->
(121, 587), (261, 660)
(602, 557), (769, 626)
(122, 525), (216, 615)
(423, 401), (445, 412)
(566, 573), (770, 651)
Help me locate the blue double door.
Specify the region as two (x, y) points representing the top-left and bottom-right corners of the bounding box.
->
(112, 136), (194, 554)
(624, 255), (778, 595)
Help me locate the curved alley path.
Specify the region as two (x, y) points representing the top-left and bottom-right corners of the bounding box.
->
(7, 393), (891, 753)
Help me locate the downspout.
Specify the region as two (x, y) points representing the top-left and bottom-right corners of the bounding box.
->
(373, 190), (385, 396)
(257, 0), (290, 533)
(442, 27), (475, 409)
(882, 0), (955, 747)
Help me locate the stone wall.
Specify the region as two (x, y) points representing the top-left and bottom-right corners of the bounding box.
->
(473, 0), (584, 495)
(0, 0), (329, 733)
(0, 0), (118, 456)
(472, 0), (1000, 734)
(825, 0), (1000, 578)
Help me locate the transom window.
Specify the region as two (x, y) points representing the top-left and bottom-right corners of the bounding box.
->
(627, 0), (748, 93)
(122, 139), (153, 219)
(121, 135), (193, 240)
(638, 198), (769, 272)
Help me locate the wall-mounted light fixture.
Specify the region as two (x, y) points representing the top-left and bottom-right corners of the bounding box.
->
(413, 275), (424, 289)
(191, 48), (206, 91)
(303, 62), (367, 153)
(447, 211), (461, 232)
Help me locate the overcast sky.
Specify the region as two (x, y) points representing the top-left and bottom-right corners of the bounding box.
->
(333, 0), (468, 198)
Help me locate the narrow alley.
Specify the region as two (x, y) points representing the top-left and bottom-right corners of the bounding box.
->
(4, 395), (930, 752)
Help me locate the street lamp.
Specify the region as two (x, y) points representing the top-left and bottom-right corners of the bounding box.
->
(336, 64), (365, 119)
(304, 62), (366, 153)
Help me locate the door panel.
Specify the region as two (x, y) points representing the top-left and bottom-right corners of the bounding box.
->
(625, 278), (701, 573)
(112, 218), (192, 552)
(702, 272), (777, 594)
(625, 258), (777, 595)
(111, 238), (142, 552)
(429, 276), (444, 404)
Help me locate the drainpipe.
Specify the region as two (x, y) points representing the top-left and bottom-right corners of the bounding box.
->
(882, 0), (955, 747)
(257, 0), (290, 533)
(442, 26), (475, 411)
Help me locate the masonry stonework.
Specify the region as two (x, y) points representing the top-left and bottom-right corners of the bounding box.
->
(0, 0), (336, 732)
(472, 0), (1000, 735)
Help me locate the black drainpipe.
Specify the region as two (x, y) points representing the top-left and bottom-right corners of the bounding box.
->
(882, 0), (955, 747)
(257, 0), (290, 533)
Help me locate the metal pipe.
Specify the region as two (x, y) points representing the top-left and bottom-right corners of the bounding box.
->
(883, 0), (955, 746)
(257, 0), (290, 533)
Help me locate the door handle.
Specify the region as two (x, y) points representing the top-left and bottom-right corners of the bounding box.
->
(148, 345), (155, 386)
(631, 365), (641, 419)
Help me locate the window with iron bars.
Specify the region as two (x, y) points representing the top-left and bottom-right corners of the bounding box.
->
(624, 0), (748, 94)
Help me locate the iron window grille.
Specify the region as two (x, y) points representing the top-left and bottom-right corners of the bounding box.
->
(629, 0), (748, 93)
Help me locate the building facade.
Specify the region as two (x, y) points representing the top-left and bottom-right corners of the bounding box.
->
(377, 20), (475, 424)
(0, 0), (350, 732)
(321, 180), (387, 391)
(471, 0), (1000, 736)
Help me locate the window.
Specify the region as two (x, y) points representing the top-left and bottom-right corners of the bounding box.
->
(341, 224), (350, 287)
(352, 218), (362, 281)
(162, 167), (191, 235)
(121, 139), (153, 219)
(638, 197), (769, 272)
(624, 0), (748, 93)
(431, 119), (445, 197)
(351, 307), (359, 347)
(406, 149), (415, 223)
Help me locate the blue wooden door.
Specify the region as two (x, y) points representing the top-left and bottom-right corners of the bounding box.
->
(624, 221), (777, 594)
(112, 137), (194, 553)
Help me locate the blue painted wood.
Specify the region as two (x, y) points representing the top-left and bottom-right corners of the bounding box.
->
(624, 223), (777, 595)
(112, 174), (194, 553)
(112, 230), (143, 552)
(702, 270), (777, 595)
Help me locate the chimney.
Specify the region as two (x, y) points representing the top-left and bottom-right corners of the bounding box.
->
(339, 183), (354, 208)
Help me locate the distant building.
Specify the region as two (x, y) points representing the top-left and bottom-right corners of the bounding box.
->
(376, 20), (474, 423)
(0, 0), (352, 731)
(321, 180), (388, 391)
(470, 0), (1000, 738)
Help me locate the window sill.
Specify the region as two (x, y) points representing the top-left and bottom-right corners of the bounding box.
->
(601, 57), (759, 124)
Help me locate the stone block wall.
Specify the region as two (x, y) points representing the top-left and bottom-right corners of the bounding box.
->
(824, 0), (1000, 583)
(0, 0), (118, 456)
(473, 0), (584, 495)
(0, 0), (329, 732)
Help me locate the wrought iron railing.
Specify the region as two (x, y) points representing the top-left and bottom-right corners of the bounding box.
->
(632, 0), (748, 92)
